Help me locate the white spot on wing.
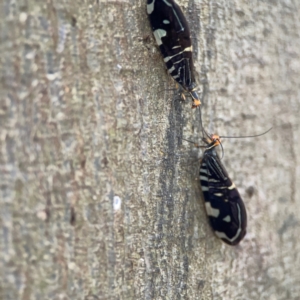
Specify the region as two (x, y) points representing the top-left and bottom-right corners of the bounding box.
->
(205, 202), (220, 217)
(164, 49), (190, 63)
(228, 182), (236, 190)
(215, 231), (229, 239)
(164, 56), (172, 63)
(214, 193), (223, 197)
(173, 58), (185, 65)
(168, 66), (175, 73)
(200, 168), (208, 174)
(223, 215), (231, 222)
(201, 186), (209, 191)
(209, 179), (219, 183)
(200, 175), (208, 181)
(147, 0), (155, 14)
(184, 46), (193, 52)
(153, 29), (167, 46)
(163, 20), (170, 24)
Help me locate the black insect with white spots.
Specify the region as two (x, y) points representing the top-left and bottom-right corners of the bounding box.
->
(147, 0), (201, 108)
(199, 135), (247, 245)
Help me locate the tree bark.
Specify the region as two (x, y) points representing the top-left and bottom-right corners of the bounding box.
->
(1, 0), (300, 299)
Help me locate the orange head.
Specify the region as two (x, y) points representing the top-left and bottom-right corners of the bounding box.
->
(210, 134), (221, 147)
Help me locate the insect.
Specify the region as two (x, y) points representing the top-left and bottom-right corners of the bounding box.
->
(147, 0), (201, 108)
(184, 128), (272, 245)
(199, 134), (247, 246)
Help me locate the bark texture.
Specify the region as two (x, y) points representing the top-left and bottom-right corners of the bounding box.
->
(1, 0), (300, 299)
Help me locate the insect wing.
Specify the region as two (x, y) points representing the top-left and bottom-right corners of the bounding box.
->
(200, 149), (247, 246)
(147, 0), (195, 91)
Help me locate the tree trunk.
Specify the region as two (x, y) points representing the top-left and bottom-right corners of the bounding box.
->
(1, 0), (299, 299)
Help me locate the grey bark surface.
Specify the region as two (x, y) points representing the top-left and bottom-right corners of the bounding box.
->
(1, 0), (299, 299)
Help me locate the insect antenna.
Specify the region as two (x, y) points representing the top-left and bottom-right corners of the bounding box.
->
(219, 127), (272, 139)
(216, 127), (272, 159)
(195, 106), (210, 140)
(201, 125), (211, 140)
(181, 138), (206, 148)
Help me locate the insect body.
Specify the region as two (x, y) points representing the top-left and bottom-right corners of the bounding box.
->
(199, 135), (247, 245)
(147, 0), (201, 108)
